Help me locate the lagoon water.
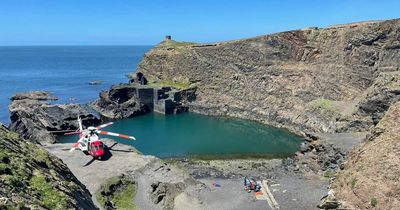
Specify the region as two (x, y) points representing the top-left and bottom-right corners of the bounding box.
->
(61, 112), (302, 159)
(1, 46), (302, 158)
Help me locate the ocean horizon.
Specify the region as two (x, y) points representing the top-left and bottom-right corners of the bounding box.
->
(0, 45), (152, 124)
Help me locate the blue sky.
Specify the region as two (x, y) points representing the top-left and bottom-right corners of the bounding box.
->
(1, 0), (399, 45)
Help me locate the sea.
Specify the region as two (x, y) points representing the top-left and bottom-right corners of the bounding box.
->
(0, 46), (152, 124)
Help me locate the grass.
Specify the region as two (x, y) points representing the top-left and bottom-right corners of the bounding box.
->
(148, 79), (192, 90)
(350, 177), (357, 189)
(113, 183), (138, 210)
(323, 169), (336, 178)
(310, 98), (341, 119)
(311, 98), (334, 110)
(2, 130), (19, 140)
(96, 176), (138, 210)
(159, 39), (199, 53)
(388, 80), (400, 90)
(29, 175), (68, 209)
(0, 163), (10, 175)
(162, 40), (198, 48)
(370, 197), (378, 207)
(32, 148), (49, 164)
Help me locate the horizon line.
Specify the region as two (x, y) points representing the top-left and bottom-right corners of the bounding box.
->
(0, 44), (155, 47)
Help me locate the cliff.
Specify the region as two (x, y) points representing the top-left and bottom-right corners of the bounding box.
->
(137, 18), (400, 134)
(333, 101), (400, 209)
(0, 124), (96, 209)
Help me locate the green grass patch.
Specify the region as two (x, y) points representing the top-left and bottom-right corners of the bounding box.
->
(311, 98), (334, 110)
(160, 40), (198, 53)
(388, 80), (400, 90)
(1, 130), (20, 140)
(310, 98), (341, 119)
(0, 150), (8, 161)
(4, 175), (21, 187)
(0, 163), (10, 174)
(96, 176), (138, 210)
(162, 40), (198, 48)
(148, 80), (192, 90)
(323, 169), (336, 178)
(113, 182), (138, 210)
(350, 177), (357, 189)
(370, 197), (378, 207)
(29, 175), (68, 209)
(34, 149), (48, 161)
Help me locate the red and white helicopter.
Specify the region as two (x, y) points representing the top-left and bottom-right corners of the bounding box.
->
(64, 117), (136, 159)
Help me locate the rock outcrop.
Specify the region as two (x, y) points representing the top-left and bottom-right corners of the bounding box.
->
(9, 91), (101, 144)
(91, 82), (196, 118)
(0, 124), (97, 209)
(333, 101), (400, 209)
(137, 19), (400, 134)
(90, 84), (152, 119)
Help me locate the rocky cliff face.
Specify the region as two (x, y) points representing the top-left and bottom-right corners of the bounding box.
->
(333, 101), (400, 209)
(9, 91), (101, 144)
(0, 124), (97, 209)
(138, 19), (400, 134)
(90, 84), (152, 119)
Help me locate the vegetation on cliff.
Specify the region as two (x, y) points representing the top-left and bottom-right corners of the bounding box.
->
(0, 124), (96, 209)
(147, 79), (192, 90)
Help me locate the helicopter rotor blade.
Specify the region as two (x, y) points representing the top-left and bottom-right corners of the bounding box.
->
(64, 131), (81, 135)
(83, 157), (96, 167)
(97, 130), (136, 140)
(96, 122), (114, 129)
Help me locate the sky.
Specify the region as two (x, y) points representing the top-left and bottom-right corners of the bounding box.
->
(1, 0), (399, 46)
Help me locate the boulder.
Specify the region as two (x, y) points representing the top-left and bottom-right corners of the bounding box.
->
(318, 190), (340, 209)
(150, 181), (185, 209)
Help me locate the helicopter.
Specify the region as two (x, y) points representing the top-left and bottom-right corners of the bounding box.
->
(64, 116), (136, 160)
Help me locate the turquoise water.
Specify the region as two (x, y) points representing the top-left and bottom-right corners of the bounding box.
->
(0, 46), (152, 124)
(61, 112), (302, 159)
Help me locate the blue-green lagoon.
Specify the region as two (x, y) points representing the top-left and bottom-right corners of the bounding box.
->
(61, 112), (303, 159)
